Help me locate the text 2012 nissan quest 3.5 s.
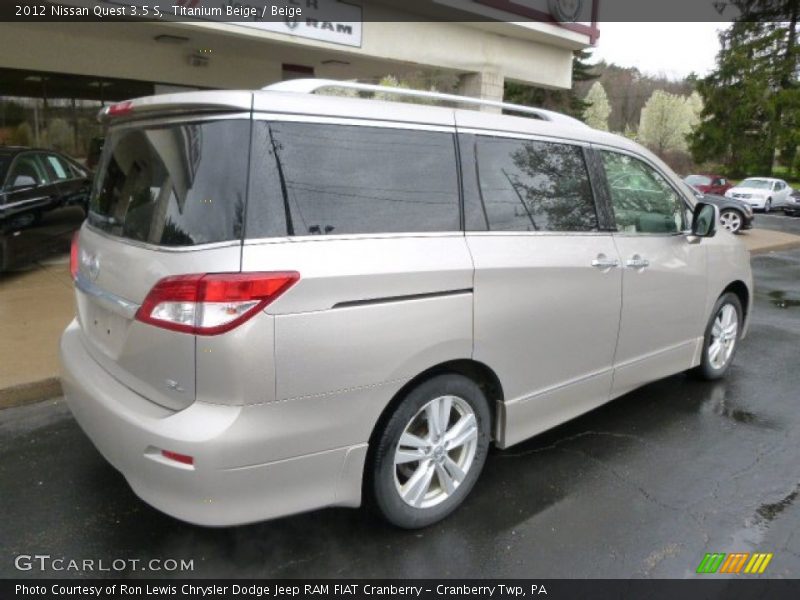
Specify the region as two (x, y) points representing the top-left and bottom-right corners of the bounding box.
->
(61, 80), (752, 529)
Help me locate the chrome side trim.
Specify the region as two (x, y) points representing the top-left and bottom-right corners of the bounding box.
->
(251, 112), (456, 133)
(243, 231), (464, 246)
(0, 196), (50, 210)
(456, 127), (591, 147)
(83, 223), (242, 253)
(332, 288), (473, 310)
(75, 274), (140, 320)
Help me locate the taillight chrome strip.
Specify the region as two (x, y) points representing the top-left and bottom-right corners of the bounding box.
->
(75, 273), (140, 320)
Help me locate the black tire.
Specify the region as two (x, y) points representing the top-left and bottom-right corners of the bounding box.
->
(764, 198), (772, 213)
(368, 373), (491, 529)
(694, 292), (743, 380)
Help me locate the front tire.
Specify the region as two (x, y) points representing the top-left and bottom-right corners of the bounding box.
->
(764, 198), (772, 213)
(695, 293), (743, 380)
(369, 374), (491, 529)
(719, 209), (744, 233)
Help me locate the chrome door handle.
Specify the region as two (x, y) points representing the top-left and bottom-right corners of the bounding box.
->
(626, 255), (650, 268)
(591, 255), (620, 269)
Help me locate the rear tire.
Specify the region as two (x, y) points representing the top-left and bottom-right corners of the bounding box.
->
(368, 373), (491, 529)
(694, 293), (743, 380)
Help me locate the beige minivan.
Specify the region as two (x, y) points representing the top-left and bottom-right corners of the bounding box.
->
(61, 80), (752, 529)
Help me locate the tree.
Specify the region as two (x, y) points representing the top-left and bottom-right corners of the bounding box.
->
(504, 49), (598, 119)
(690, 1), (799, 177)
(638, 90), (696, 154)
(583, 82), (611, 130)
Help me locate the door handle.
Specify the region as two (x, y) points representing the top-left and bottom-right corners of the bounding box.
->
(626, 255), (650, 269)
(591, 254), (620, 269)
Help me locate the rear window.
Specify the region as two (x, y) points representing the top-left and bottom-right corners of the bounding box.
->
(246, 122), (460, 238)
(88, 119), (250, 246)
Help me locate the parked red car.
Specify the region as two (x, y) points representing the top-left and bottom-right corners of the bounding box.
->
(684, 174), (733, 196)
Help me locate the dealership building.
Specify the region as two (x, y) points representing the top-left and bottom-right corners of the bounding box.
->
(0, 0), (598, 157)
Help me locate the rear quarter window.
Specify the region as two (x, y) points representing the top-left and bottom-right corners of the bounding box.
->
(246, 121), (460, 238)
(89, 119), (250, 246)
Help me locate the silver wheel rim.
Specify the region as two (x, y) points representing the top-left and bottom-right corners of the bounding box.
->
(720, 211), (741, 233)
(709, 304), (738, 370)
(393, 395), (478, 509)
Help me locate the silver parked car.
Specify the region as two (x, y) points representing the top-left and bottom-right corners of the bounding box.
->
(61, 80), (752, 529)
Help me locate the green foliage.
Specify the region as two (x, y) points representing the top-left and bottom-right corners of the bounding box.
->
(583, 82), (611, 130)
(639, 90), (702, 154)
(11, 122), (33, 146)
(0, 100), (26, 127)
(690, 3), (800, 178)
(43, 118), (73, 153)
(504, 49), (598, 119)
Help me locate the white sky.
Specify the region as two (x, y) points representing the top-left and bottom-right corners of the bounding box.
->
(590, 22), (731, 79)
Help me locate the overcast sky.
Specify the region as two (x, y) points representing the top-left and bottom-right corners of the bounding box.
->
(590, 22), (731, 79)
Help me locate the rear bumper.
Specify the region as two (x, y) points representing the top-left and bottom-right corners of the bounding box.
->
(60, 319), (367, 526)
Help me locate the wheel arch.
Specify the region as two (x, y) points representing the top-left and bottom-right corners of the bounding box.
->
(722, 280), (750, 324)
(367, 360), (504, 452)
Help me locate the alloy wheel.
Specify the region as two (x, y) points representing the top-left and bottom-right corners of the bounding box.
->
(708, 303), (738, 370)
(393, 395), (478, 509)
(719, 210), (742, 233)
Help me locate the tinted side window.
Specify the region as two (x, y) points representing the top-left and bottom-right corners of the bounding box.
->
(7, 154), (50, 188)
(600, 151), (685, 234)
(44, 154), (73, 181)
(247, 122), (460, 237)
(474, 136), (597, 232)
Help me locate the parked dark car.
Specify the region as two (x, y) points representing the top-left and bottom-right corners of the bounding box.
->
(0, 147), (91, 272)
(684, 174), (734, 196)
(687, 184), (753, 234)
(785, 189), (800, 216)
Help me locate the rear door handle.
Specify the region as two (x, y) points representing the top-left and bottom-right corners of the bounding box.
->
(626, 255), (650, 269)
(591, 254), (620, 269)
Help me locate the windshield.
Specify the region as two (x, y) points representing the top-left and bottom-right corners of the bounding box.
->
(685, 175), (712, 186)
(739, 179), (773, 190)
(89, 119), (250, 246)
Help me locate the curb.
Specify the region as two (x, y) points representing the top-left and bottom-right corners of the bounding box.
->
(0, 377), (63, 411)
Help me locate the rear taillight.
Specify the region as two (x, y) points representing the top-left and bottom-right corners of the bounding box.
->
(70, 231), (80, 280)
(108, 101), (133, 116)
(135, 272), (299, 335)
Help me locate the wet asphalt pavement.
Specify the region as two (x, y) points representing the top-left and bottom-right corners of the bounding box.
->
(1, 219), (799, 579)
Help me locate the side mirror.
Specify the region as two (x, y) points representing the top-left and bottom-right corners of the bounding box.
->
(9, 175), (37, 190)
(691, 202), (718, 238)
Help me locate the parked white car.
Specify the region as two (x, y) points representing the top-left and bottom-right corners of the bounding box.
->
(725, 178), (794, 212)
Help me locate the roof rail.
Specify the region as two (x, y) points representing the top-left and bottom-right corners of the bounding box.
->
(262, 79), (588, 128)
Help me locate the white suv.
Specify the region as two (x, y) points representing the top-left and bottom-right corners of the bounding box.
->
(61, 80), (752, 529)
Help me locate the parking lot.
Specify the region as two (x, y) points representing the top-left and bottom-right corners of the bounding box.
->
(1, 222), (800, 579)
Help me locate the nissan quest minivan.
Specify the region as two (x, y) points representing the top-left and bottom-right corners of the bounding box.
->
(61, 80), (752, 529)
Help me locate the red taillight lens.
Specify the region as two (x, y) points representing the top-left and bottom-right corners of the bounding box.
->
(161, 450), (194, 466)
(69, 231), (80, 280)
(136, 272), (299, 335)
(108, 101), (133, 116)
